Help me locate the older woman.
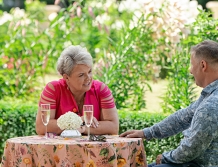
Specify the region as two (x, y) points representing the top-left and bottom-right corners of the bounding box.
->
(35, 45), (119, 135)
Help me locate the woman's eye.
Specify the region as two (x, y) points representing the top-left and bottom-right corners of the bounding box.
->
(79, 74), (83, 77)
(89, 70), (92, 74)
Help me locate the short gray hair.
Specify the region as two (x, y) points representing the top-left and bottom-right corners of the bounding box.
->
(57, 45), (93, 76)
(191, 40), (218, 65)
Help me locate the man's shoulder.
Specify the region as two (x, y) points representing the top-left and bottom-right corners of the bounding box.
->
(196, 91), (218, 117)
(207, 89), (218, 103)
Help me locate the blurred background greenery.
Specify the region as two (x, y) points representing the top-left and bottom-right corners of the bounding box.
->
(0, 0), (218, 163)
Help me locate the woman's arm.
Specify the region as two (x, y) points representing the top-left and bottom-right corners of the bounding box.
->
(35, 82), (64, 135)
(35, 108), (63, 135)
(83, 83), (119, 135)
(83, 107), (119, 135)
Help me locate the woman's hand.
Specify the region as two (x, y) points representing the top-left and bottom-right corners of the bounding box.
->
(81, 116), (99, 128)
(91, 117), (99, 128)
(77, 126), (85, 134)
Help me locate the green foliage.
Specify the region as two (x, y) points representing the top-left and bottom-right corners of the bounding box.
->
(25, 0), (46, 20)
(0, 100), (37, 159)
(30, 1), (176, 110)
(39, 0), (55, 5)
(94, 16), (156, 110)
(161, 47), (197, 113)
(1, 1), (218, 112)
(46, 1), (125, 64)
(0, 0), (153, 110)
(0, 7), (50, 100)
(161, 11), (218, 113)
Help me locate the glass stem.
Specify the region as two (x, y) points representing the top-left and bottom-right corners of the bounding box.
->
(87, 126), (90, 140)
(45, 125), (47, 139)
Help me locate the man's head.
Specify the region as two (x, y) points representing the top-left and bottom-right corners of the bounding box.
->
(190, 40), (218, 88)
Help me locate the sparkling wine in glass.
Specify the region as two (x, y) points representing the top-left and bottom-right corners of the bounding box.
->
(83, 105), (93, 140)
(41, 104), (50, 139)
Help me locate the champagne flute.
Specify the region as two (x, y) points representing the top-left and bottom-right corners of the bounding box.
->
(83, 105), (93, 140)
(41, 104), (50, 139)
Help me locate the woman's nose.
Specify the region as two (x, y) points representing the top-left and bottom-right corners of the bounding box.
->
(85, 74), (91, 80)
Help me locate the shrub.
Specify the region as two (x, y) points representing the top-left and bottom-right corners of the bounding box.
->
(0, 100), (37, 160)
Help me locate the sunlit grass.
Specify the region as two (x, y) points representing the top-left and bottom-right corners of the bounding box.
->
(141, 79), (202, 113)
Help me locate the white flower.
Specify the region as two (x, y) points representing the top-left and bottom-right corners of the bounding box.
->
(0, 12), (13, 25)
(57, 112), (83, 130)
(48, 12), (58, 21)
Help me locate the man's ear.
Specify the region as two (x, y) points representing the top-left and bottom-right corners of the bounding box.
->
(201, 60), (207, 71)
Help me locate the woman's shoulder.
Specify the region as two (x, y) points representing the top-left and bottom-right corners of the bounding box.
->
(47, 79), (66, 89)
(92, 80), (103, 85)
(92, 80), (104, 89)
(92, 80), (111, 93)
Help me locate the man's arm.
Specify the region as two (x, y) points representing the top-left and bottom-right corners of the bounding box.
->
(143, 104), (195, 140)
(161, 104), (218, 163)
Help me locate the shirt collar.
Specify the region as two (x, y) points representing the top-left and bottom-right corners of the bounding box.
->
(201, 79), (218, 96)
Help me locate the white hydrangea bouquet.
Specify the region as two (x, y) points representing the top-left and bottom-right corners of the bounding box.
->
(57, 112), (83, 137)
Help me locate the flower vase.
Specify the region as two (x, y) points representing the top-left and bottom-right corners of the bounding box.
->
(60, 129), (81, 138)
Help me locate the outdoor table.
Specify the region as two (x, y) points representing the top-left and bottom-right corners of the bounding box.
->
(1, 135), (147, 167)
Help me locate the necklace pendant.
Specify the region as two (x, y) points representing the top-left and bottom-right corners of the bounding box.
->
(73, 108), (77, 113)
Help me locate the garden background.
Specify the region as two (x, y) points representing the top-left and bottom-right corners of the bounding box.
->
(0, 0), (218, 164)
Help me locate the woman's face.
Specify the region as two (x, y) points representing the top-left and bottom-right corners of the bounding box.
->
(65, 64), (93, 93)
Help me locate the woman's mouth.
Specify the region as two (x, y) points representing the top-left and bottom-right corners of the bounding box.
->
(83, 81), (91, 86)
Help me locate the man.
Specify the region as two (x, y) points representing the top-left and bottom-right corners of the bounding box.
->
(120, 40), (218, 167)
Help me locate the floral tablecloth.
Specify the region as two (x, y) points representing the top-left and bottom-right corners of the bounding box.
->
(1, 135), (147, 167)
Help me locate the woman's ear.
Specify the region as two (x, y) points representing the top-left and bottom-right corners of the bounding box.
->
(63, 74), (68, 80)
